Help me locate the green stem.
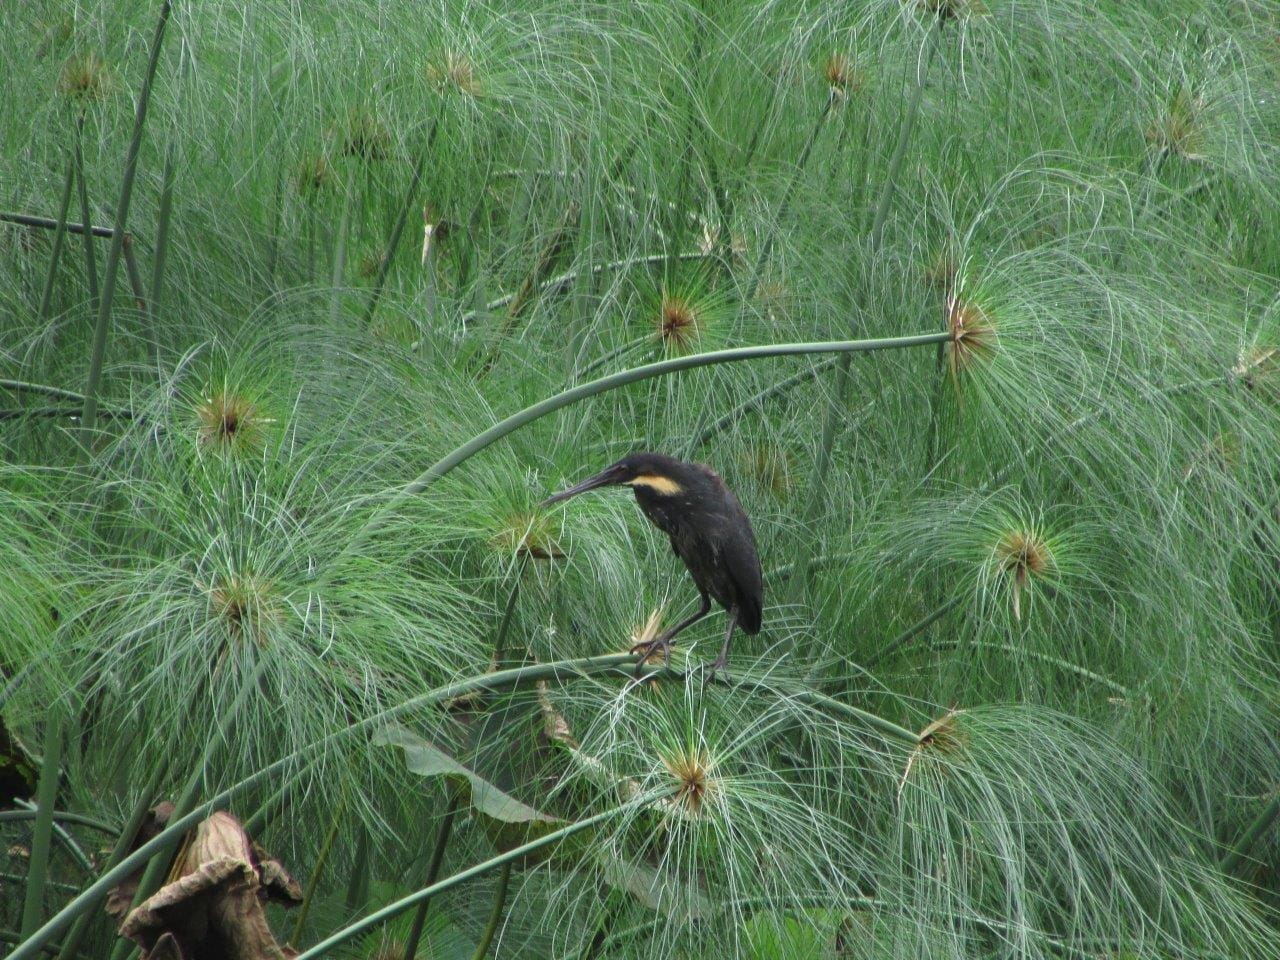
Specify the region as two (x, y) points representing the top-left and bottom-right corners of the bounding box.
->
(0, 810), (117, 835)
(343, 825), (371, 916)
(293, 801), (655, 960)
(686, 356), (845, 455)
(401, 793), (460, 960)
(8, 654), (638, 960)
(79, 0), (171, 444)
(932, 639), (1130, 697)
(0, 212), (113, 237)
(73, 115), (100, 312)
(869, 16), (944, 250)
(9, 800), (94, 876)
(470, 860), (513, 960)
(744, 95), (834, 304)
(54, 757), (172, 960)
(19, 719), (66, 938)
(290, 800), (345, 946)
(36, 139), (78, 336)
(865, 597), (963, 668)
(121, 235), (153, 362)
(1, 380), (90, 403)
(149, 140), (177, 330)
(338, 332), (950, 565)
(364, 123), (437, 327)
(1221, 789), (1280, 874)
(106, 659), (267, 960)
(330, 171), (355, 324)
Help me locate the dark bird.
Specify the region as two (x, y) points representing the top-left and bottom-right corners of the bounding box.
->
(543, 452), (762, 677)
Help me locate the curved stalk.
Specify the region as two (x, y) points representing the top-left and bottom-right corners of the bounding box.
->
(337, 332), (949, 565)
(1221, 790), (1280, 874)
(7, 802), (95, 876)
(470, 859), (513, 960)
(932, 639), (1131, 698)
(10, 651), (914, 958)
(148, 140), (177, 331)
(0, 810), (117, 835)
(19, 719), (65, 938)
(36, 144), (78, 335)
(73, 116), (100, 311)
(289, 800), (345, 946)
(363, 121), (437, 326)
(80, 0), (172, 443)
(401, 793), (460, 960)
(292, 799), (660, 960)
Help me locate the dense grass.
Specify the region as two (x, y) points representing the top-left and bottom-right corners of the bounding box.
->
(3, 1), (1280, 957)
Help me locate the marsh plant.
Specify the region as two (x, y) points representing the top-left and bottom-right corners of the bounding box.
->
(2, 1), (1280, 958)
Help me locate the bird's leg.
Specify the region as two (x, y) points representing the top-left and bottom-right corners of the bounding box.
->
(632, 592), (711, 677)
(706, 608), (739, 683)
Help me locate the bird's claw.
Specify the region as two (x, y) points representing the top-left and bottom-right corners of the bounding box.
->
(703, 656), (731, 687)
(630, 636), (673, 678)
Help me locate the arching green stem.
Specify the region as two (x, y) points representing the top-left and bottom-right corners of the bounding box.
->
(80, 0), (171, 443)
(293, 799), (660, 960)
(470, 860), (513, 960)
(1221, 790), (1280, 874)
(932, 639), (1130, 697)
(336, 332), (949, 567)
(0, 810), (117, 835)
(866, 597), (963, 669)
(54, 756), (173, 960)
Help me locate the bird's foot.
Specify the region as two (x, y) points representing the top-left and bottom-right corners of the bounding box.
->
(703, 655), (731, 687)
(630, 635), (674, 678)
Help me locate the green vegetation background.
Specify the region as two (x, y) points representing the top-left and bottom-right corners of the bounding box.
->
(2, 1), (1280, 958)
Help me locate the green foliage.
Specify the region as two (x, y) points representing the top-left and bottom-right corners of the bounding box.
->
(3, 0), (1280, 957)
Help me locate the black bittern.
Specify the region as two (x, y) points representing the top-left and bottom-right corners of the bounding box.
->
(543, 452), (763, 676)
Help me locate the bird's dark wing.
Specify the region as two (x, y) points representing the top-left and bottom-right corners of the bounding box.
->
(717, 510), (762, 634)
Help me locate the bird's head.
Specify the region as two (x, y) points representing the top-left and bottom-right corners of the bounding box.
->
(542, 452), (688, 506)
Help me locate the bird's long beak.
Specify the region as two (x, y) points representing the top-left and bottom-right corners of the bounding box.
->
(541, 467), (619, 507)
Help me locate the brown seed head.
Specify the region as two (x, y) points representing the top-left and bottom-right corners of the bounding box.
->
(945, 295), (997, 379)
(994, 528), (1053, 620)
(427, 51), (481, 97)
(823, 53), (858, 98)
(195, 391), (273, 455)
(741, 443), (793, 499)
(209, 572), (282, 647)
(490, 511), (565, 560)
(58, 51), (112, 101)
(294, 154), (334, 196)
(662, 747), (716, 817)
(1146, 88), (1204, 159)
(657, 294), (699, 351)
(340, 110), (392, 162)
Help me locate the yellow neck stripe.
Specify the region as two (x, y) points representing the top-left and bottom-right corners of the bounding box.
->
(627, 474), (683, 495)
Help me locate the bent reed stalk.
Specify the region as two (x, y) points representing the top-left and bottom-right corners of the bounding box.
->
(336, 332), (950, 567)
